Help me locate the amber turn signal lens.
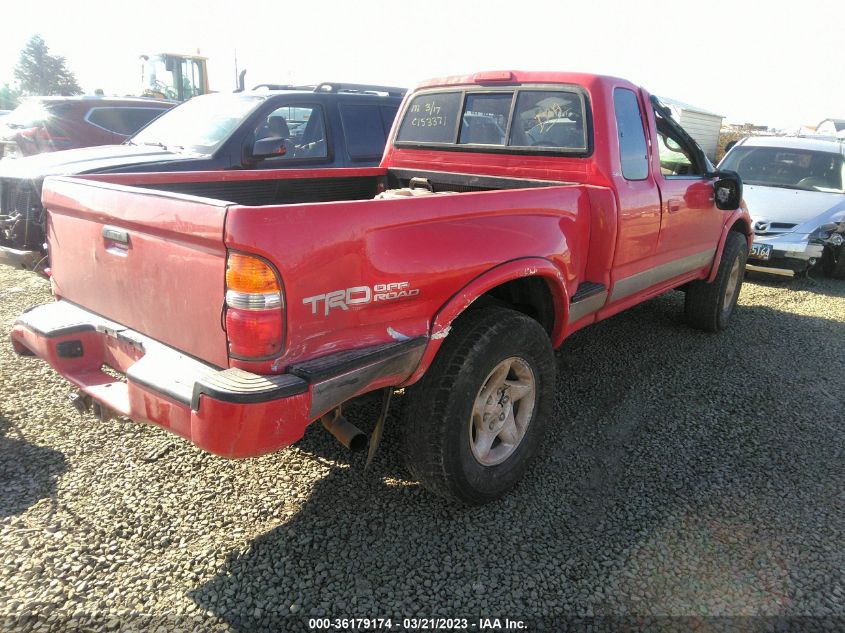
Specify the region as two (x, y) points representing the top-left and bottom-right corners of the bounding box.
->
(226, 253), (280, 294)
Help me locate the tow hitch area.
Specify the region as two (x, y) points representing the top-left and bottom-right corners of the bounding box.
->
(68, 390), (116, 422)
(68, 391), (91, 414)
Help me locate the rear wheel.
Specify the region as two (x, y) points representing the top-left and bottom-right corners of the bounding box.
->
(402, 307), (555, 504)
(685, 231), (748, 332)
(822, 243), (845, 279)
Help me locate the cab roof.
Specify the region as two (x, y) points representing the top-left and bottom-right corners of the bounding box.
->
(413, 70), (639, 92)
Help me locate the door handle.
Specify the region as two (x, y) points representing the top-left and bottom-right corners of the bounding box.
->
(667, 199), (681, 213)
(102, 226), (129, 244)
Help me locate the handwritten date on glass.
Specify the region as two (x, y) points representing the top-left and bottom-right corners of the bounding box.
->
(410, 101), (447, 127)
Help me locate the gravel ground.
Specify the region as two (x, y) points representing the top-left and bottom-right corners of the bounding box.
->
(0, 264), (843, 632)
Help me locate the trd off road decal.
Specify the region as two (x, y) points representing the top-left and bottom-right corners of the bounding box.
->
(302, 282), (420, 316)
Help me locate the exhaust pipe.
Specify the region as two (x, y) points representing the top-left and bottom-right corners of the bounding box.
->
(320, 409), (367, 452)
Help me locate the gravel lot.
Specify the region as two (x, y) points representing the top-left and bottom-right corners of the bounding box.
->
(1, 264), (843, 631)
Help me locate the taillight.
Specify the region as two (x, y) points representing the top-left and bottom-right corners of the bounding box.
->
(224, 253), (284, 358)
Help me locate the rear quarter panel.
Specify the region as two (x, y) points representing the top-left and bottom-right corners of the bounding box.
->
(224, 185), (592, 368)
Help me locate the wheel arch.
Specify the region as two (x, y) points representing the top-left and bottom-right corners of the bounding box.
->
(401, 257), (569, 386)
(707, 213), (752, 284)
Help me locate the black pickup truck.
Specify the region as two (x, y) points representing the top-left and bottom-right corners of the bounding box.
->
(0, 82), (404, 268)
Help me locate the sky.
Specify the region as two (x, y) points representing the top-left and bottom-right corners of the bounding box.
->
(0, 0), (842, 129)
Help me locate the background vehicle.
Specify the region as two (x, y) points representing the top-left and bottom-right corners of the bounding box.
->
(11, 71), (749, 504)
(0, 83), (404, 268)
(0, 96), (173, 159)
(816, 118), (845, 138)
(719, 136), (845, 277)
(140, 53), (210, 102)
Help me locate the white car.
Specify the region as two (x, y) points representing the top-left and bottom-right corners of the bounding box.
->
(719, 136), (845, 278)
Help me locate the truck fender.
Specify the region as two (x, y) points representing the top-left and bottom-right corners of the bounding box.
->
(401, 257), (569, 387)
(706, 210), (752, 284)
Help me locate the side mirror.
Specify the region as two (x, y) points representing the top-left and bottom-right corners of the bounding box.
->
(251, 137), (288, 159)
(710, 169), (743, 211)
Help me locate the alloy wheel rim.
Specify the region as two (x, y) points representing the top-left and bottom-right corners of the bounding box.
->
(468, 356), (536, 466)
(723, 256), (742, 316)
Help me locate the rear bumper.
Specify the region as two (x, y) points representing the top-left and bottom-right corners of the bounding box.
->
(11, 301), (425, 458)
(0, 245), (42, 270)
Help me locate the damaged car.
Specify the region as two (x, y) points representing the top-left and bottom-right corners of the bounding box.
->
(719, 136), (845, 278)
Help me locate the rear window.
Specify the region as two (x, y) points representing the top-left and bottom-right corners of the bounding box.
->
(395, 91), (462, 144)
(86, 107), (170, 136)
(395, 87), (589, 153)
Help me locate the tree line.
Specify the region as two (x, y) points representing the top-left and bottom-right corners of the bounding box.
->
(2, 35), (82, 110)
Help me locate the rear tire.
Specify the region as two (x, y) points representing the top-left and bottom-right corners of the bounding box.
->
(822, 244), (845, 279)
(402, 307), (555, 504)
(685, 231), (748, 332)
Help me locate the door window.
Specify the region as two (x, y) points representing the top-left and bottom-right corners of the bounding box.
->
(180, 59), (204, 99)
(254, 104), (327, 161)
(653, 109), (705, 177)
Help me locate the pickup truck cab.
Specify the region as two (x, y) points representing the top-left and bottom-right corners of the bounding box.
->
(11, 71), (750, 504)
(0, 83), (404, 269)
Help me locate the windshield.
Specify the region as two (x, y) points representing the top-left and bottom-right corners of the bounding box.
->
(721, 146), (845, 193)
(130, 93), (265, 154)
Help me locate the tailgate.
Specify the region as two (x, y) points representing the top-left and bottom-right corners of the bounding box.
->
(43, 176), (230, 367)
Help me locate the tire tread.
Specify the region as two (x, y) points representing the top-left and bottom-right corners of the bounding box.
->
(402, 307), (553, 503)
(685, 231), (747, 332)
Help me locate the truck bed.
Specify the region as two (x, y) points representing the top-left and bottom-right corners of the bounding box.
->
(42, 166), (598, 376)
(82, 166), (571, 207)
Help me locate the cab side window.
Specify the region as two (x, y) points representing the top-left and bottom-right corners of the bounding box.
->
(340, 104), (389, 161)
(614, 88), (648, 180)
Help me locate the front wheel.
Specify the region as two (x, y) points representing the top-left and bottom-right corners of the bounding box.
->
(402, 307), (555, 504)
(684, 231), (748, 332)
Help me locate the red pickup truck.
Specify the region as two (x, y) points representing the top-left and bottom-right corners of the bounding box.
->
(11, 71), (751, 504)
